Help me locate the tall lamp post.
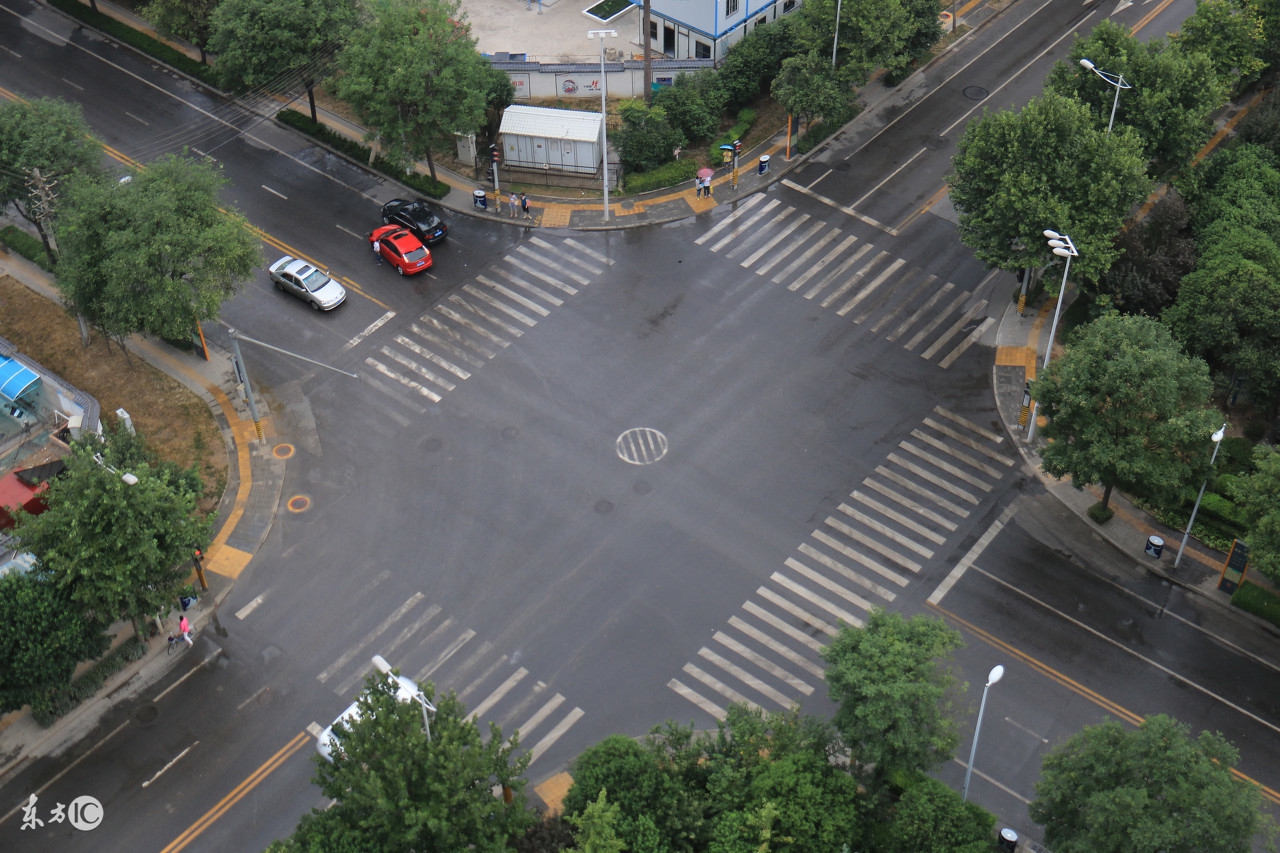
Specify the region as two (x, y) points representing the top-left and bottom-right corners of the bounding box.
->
(962, 664), (1004, 803)
(588, 29), (617, 222)
(1079, 58), (1131, 134)
(831, 0), (842, 67)
(372, 655), (435, 741)
(1174, 424), (1228, 569)
(1027, 230), (1078, 443)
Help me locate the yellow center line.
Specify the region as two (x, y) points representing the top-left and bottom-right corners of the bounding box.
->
(160, 731), (311, 852)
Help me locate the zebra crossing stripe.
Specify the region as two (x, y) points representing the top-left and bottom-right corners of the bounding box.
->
(836, 257), (907, 317)
(922, 417), (1014, 464)
(380, 346), (457, 393)
(875, 463), (973, 515)
(698, 646), (793, 707)
(319, 592), (425, 684)
(911, 429), (1005, 479)
(490, 266), (566, 307)
(527, 707), (585, 766)
(740, 212), (810, 267)
(343, 310), (397, 352)
(789, 235), (858, 294)
(468, 667), (529, 722)
(457, 649), (508, 702)
(526, 237), (603, 276)
(870, 274), (936, 333)
(759, 220), (827, 276)
(781, 557), (878, 611)
(362, 374), (429, 414)
(518, 693), (567, 737)
(904, 289), (969, 350)
(505, 256), (579, 296)
(435, 303), (512, 348)
(415, 316), (496, 361)
(887, 281), (954, 342)
(709, 199), (782, 253)
(802, 243), (872, 298)
(475, 275), (551, 316)
(770, 229), (841, 285)
(809, 519), (920, 577)
(884, 454), (981, 505)
(364, 357), (443, 402)
(938, 316), (995, 369)
(448, 295), (525, 339)
(828, 505), (933, 559)
(863, 478), (959, 530)
(853, 266), (923, 326)
(935, 406), (1006, 443)
(756, 585), (841, 636)
(847, 494), (947, 544)
(727, 615), (826, 676)
(713, 631), (814, 695)
(562, 237), (614, 266)
(820, 250), (889, 309)
(728, 205), (799, 260)
(668, 678), (728, 720)
(414, 628), (477, 681)
(743, 600), (827, 652)
(695, 193), (766, 245)
(920, 299), (988, 359)
(393, 335), (472, 379)
(899, 442), (993, 491)
(795, 534), (905, 594)
(382, 604), (443, 661)
(464, 284), (539, 327)
(683, 661), (754, 706)
(514, 244), (591, 286)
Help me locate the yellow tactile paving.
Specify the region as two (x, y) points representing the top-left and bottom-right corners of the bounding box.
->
(533, 772), (573, 815)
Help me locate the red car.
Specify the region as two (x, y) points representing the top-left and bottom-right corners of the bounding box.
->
(370, 225), (432, 275)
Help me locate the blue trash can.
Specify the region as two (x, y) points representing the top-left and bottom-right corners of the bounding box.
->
(1145, 535), (1164, 558)
(180, 594), (198, 611)
(758, 155), (770, 175)
(473, 189), (488, 210)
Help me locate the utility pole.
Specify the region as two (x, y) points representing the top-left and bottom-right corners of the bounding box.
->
(642, 0), (653, 102)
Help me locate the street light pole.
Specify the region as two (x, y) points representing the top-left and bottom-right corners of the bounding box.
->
(1079, 59), (1132, 134)
(831, 0), (843, 68)
(1174, 424), (1228, 568)
(372, 655), (435, 742)
(962, 664), (1004, 803)
(588, 29), (617, 222)
(1027, 230), (1078, 443)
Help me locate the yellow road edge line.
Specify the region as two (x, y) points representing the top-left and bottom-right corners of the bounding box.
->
(161, 731), (311, 852)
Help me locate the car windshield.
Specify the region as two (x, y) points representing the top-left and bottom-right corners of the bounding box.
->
(407, 204), (439, 227)
(299, 267), (331, 293)
(404, 247), (428, 262)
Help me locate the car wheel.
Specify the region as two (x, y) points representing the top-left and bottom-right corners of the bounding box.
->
(310, 300), (321, 311)
(396, 265), (405, 276)
(274, 280), (285, 292)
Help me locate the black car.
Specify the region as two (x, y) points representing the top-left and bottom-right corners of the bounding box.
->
(381, 198), (449, 245)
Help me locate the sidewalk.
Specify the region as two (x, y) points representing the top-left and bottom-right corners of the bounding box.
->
(991, 293), (1280, 636)
(0, 247), (288, 788)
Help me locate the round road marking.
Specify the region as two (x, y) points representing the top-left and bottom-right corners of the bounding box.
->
(616, 428), (668, 465)
(273, 443), (295, 459)
(287, 495), (311, 513)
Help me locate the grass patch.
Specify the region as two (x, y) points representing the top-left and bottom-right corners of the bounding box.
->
(586, 0), (632, 20)
(0, 226), (53, 271)
(0, 273), (228, 515)
(1232, 582), (1280, 630)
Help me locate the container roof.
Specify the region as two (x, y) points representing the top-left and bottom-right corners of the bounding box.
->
(500, 105), (602, 142)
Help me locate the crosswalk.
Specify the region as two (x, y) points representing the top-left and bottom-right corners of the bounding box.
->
(695, 195), (993, 368)
(308, 589), (584, 769)
(360, 236), (612, 416)
(668, 406), (1014, 720)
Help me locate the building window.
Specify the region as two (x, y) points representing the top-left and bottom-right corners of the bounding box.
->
(755, 15), (765, 27)
(726, 0), (739, 15)
(783, 0), (796, 11)
(649, 21), (657, 40)
(695, 40), (711, 59)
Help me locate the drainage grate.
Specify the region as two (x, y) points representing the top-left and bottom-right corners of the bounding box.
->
(616, 428), (668, 465)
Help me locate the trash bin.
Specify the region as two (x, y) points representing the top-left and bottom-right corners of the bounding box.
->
(758, 155), (770, 175)
(473, 188), (488, 210)
(996, 827), (1018, 852)
(179, 594), (198, 611)
(1145, 535), (1164, 558)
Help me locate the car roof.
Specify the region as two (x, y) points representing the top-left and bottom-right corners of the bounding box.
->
(317, 674), (421, 759)
(272, 256), (321, 278)
(382, 228), (422, 248)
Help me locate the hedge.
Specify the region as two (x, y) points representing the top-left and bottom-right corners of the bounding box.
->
(0, 226), (54, 271)
(276, 110), (450, 200)
(624, 158), (700, 194)
(46, 0), (218, 87)
(31, 636), (148, 728)
(1232, 582), (1280, 630)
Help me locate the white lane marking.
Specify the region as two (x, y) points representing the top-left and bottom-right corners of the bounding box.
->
(125, 111), (150, 126)
(527, 707), (585, 765)
(695, 193), (767, 245)
(141, 742), (198, 788)
(517, 693), (566, 737)
(756, 585), (840, 636)
(780, 179), (896, 235)
(261, 184), (287, 200)
(235, 594), (266, 621)
(928, 502), (1019, 604)
(851, 147), (928, 209)
(318, 592), (424, 683)
(713, 631), (814, 695)
(887, 281), (954, 342)
(740, 603), (827, 654)
(468, 667), (529, 722)
(875, 464), (972, 516)
(0, 720), (128, 825)
(727, 615), (825, 677)
(236, 686), (271, 711)
(863, 479), (959, 531)
(61, 77), (83, 90)
(668, 678), (727, 720)
(343, 310), (396, 352)
(951, 757), (1032, 804)
(935, 406), (1006, 443)
(336, 224), (366, 240)
(153, 648), (222, 702)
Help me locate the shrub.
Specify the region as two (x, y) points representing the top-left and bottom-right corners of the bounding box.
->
(623, 158), (699, 193)
(31, 636), (148, 727)
(652, 70), (725, 143)
(1232, 582), (1280, 629)
(0, 226), (54, 271)
(796, 119), (841, 154)
(47, 0), (218, 86)
(616, 100), (684, 172)
(1218, 436), (1258, 476)
(706, 109), (758, 164)
(1087, 502), (1114, 524)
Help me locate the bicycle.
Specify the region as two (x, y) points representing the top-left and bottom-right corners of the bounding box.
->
(167, 627), (197, 655)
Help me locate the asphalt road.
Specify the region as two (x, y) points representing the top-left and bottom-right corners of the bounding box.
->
(9, 0), (1270, 849)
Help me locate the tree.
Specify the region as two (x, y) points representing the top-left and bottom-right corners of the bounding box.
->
(949, 92), (1151, 279)
(142, 0), (219, 64)
(880, 775), (995, 853)
(795, 0), (924, 86)
(334, 0), (494, 182)
(566, 790), (626, 853)
(652, 70), (726, 143)
(1029, 715), (1269, 853)
(1044, 20), (1226, 168)
(0, 98), (103, 267)
(715, 18), (799, 111)
(1097, 191), (1195, 316)
(54, 153), (261, 345)
(1032, 313), (1220, 512)
(1175, 0), (1267, 93)
(821, 608), (964, 794)
(1234, 445), (1280, 582)
(208, 0), (359, 123)
(276, 672), (533, 851)
(13, 437), (210, 635)
(0, 571), (111, 715)
(615, 100), (685, 172)
(771, 52), (858, 130)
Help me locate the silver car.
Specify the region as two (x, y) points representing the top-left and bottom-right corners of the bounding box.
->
(268, 256), (346, 311)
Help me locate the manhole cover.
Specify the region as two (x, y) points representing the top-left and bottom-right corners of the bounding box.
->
(963, 86), (989, 101)
(616, 428), (668, 465)
(134, 705), (159, 726)
(272, 443), (294, 459)
(287, 495), (311, 513)
(595, 499), (614, 514)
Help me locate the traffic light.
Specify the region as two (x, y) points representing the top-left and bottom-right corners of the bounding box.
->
(733, 139), (742, 157)
(490, 143), (499, 164)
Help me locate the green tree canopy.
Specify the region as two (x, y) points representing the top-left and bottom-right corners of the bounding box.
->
(334, 0), (495, 181)
(821, 609), (965, 795)
(615, 100), (685, 172)
(771, 51), (859, 128)
(1175, 0), (1268, 92)
(566, 789), (626, 853)
(54, 153), (261, 344)
(879, 774), (995, 853)
(13, 437), (209, 633)
(1234, 445), (1280, 582)
(208, 0), (359, 122)
(277, 672), (533, 851)
(1029, 714), (1268, 853)
(1032, 312), (1220, 511)
(794, 0), (937, 86)
(1045, 20), (1226, 167)
(652, 69), (727, 143)
(949, 92), (1151, 279)
(142, 0), (219, 63)
(1096, 191), (1195, 317)
(0, 98), (103, 266)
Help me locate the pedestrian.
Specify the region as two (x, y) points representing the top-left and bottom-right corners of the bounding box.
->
(695, 176), (702, 199)
(520, 192), (532, 220)
(509, 192), (518, 218)
(179, 613), (193, 647)
(372, 237), (382, 265)
(704, 176), (712, 197)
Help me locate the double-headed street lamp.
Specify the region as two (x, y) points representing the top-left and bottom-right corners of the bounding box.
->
(962, 664), (1004, 803)
(372, 654), (435, 741)
(1079, 58), (1131, 134)
(588, 29), (617, 222)
(1174, 423), (1228, 569)
(1027, 230), (1078, 443)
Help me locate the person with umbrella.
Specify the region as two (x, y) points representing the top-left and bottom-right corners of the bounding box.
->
(697, 167), (714, 198)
